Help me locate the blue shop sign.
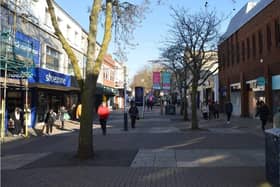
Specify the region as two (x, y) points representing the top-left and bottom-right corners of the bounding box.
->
(272, 75), (280, 90)
(15, 31), (40, 65)
(29, 68), (71, 87)
(256, 76), (266, 86)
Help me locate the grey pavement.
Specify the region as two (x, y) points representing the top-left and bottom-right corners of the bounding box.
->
(1, 106), (272, 187)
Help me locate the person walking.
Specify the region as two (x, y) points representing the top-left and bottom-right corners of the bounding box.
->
(201, 101), (209, 120)
(97, 101), (110, 135)
(225, 100), (233, 124)
(76, 103), (82, 121)
(44, 109), (56, 135)
(213, 101), (220, 119)
(255, 101), (270, 131)
(9, 107), (23, 136)
(128, 101), (139, 128)
(59, 106), (67, 129)
(273, 108), (280, 128)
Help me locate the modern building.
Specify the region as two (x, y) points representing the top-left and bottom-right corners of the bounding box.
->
(218, 0), (280, 117)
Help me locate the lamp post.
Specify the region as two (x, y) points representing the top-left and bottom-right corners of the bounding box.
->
(123, 66), (128, 131)
(141, 79), (145, 118)
(160, 70), (164, 115)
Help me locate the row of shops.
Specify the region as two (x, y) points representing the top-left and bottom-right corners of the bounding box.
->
(220, 74), (280, 117)
(1, 67), (116, 130)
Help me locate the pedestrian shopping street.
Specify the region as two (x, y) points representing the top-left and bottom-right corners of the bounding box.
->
(1, 107), (271, 187)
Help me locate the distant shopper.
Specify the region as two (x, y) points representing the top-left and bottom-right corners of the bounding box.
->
(76, 103), (82, 121)
(97, 102), (110, 135)
(44, 109), (56, 135)
(9, 107), (23, 136)
(129, 101), (139, 128)
(59, 106), (67, 129)
(225, 100), (233, 124)
(201, 101), (209, 120)
(213, 101), (220, 119)
(273, 108), (280, 128)
(70, 104), (77, 120)
(255, 101), (270, 131)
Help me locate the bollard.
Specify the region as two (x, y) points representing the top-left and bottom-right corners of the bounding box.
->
(265, 128), (280, 186)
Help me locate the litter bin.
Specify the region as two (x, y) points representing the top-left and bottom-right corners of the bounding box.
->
(265, 128), (280, 186)
(165, 104), (176, 115)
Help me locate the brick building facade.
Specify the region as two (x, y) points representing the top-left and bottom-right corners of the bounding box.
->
(218, 0), (280, 117)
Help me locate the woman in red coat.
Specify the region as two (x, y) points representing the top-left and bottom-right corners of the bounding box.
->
(97, 101), (110, 135)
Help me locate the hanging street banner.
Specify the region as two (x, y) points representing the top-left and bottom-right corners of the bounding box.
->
(162, 72), (171, 90)
(152, 72), (161, 90)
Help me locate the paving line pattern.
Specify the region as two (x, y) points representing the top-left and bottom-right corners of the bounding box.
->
(130, 149), (265, 168)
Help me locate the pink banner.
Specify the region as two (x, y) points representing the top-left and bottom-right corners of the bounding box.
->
(153, 72), (161, 89)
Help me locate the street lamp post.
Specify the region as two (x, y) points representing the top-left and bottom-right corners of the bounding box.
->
(123, 66), (128, 131)
(141, 79), (145, 118)
(160, 70), (164, 115)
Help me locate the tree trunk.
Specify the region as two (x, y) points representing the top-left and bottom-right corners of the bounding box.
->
(183, 93), (189, 121)
(77, 75), (98, 159)
(191, 81), (198, 129)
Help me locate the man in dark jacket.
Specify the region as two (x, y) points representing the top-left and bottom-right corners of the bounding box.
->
(128, 101), (139, 128)
(225, 101), (233, 124)
(255, 101), (270, 131)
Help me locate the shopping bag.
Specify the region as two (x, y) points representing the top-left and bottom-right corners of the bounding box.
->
(64, 112), (71, 120)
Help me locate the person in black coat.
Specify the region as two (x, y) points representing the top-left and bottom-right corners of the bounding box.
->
(225, 101), (233, 124)
(9, 107), (24, 136)
(128, 101), (139, 128)
(44, 109), (56, 135)
(255, 101), (270, 131)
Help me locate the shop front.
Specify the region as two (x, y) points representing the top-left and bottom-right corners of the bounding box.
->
(230, 83), (241, 116)
(246, 77), (266, 117)
(272, 75), (280, 114)
(29, 68), (79, 127)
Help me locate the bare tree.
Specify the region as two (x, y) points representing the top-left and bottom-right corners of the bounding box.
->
(130, 65), (153, 90)
(46, 0), (149, 159)
(160, 45), (190, 121)
(167, 7), (220, 129)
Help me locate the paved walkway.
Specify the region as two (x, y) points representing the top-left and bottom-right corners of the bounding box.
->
(1, 107), (272, 187)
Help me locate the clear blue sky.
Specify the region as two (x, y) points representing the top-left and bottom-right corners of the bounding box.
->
(55, 0), (249, 80)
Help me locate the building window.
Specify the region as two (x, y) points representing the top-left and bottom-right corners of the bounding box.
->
(258, 30), (263, 55)
(231, 37), (234, 65)
(236, 42), (240, 64)
(246, 37), (250, 59)
(252, 34), (256, 58)
(242, 41), (245, 62)
(81, 36), (85, 50)
(67, 25), (71, 40)
(226, 40), (230, 66)
(44, 8), (50, 26)
(68, 59), (73, 74)
(46, 46), (60, 71)
(103, 69), (109, 80)
(74, 31), (78, 45)
(110, 70), (114, 81)
(275, 18), (280, 47)
(267, 24), (272, 51)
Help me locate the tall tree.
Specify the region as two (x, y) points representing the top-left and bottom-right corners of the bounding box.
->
(46, 0), (148, 159)
(160, 45), (190, 121)
(166, 7), (219, 129)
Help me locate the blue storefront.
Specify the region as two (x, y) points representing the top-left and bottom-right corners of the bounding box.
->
(27, 68), (79, 127)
